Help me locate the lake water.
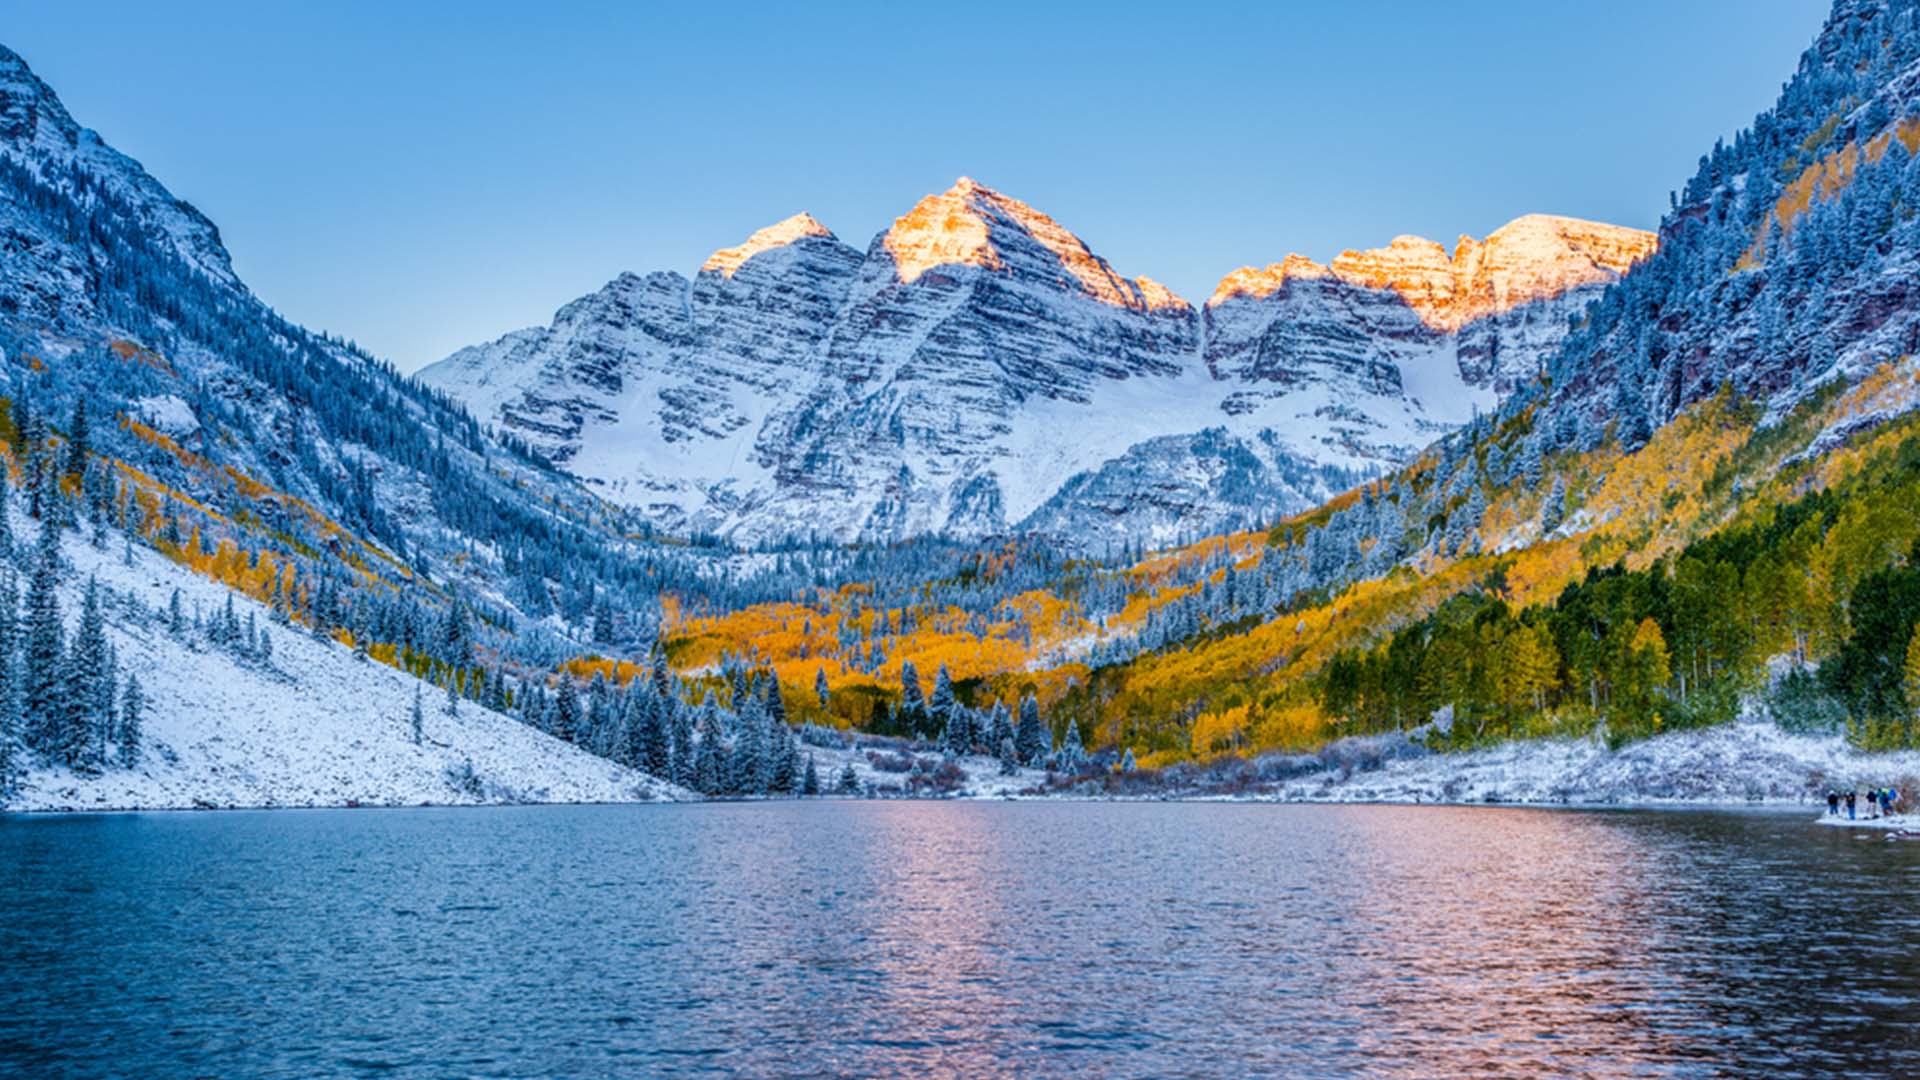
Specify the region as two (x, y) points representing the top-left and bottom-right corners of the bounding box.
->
(3, 802), (1919, 1077)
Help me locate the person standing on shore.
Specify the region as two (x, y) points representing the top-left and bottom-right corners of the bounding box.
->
(1847, 790), (1858, 819)
(1829, 790), (1841, 816)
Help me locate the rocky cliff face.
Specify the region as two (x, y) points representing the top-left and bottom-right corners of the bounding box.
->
(421, 182), (1654, 546)
(1206, 215), (1657, 399)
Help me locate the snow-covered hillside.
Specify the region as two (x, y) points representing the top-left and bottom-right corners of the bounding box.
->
(420, 181), (1654, 548)
(9, 518), (684, 811)
(1251, 717), (1920, 806)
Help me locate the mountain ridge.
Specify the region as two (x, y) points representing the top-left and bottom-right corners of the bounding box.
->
(421, 182), (1653, 547)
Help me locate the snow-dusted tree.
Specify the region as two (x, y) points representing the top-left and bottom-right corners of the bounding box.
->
(762, 677), (787, 728)
(986, 701), (1012, 752)
(1539, 476), (1567, 536)
(550, 679), (580, 743)
(1050, 719), (1087, 774)
(411, 685), (425, 745)
(444, 671), (461, 719)
(669, 706), (695, 788)
(117, 674), (143, 767)
(64, 577), (110, 772)
(998, 737), (1019, 776)
(693, 712), (726, 796)
(836, 760), (860, 795)
(814, 667), (830, 710)
(1014, 693), (1048, 765)
(22, 521), (64, 759)
(898, 660), (926, 734)
(802, 754), (821, 796)
(929, 663), (957, 724)
(769, 730), (798, 794)
(732, 695), (766, 795)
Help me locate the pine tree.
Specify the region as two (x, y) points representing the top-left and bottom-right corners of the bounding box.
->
(0, 471), (12, 561)
(641, 694), (672, 777)
(836, 760), (860, 795)
(64, 398), (90, 481)
(167, 589), (184, 636)
(551, 679), (580, 742)
(22, 521), (64, 759)
(1053, 719), (1086, 774)
(999, 737), (1020, 776)
(670, 706), (695, 788)
(64, 577), (109, 772)
(118, 674), (143, 767)
(732, 695), (766, 795)
(899, 660), (926, 735)
(694, 712), (726, 796)
(1014, 693), (1048, 765)
(930, 663), (957, 726)
(411, 684), (425, 745)
(444, 671), (461, 718)
(592, 598), (614, 644)
(762, 678), (787, 728)
(0, 573), (19, 795)
(1540, 476), (1567, 536)
(814, 666), (830, 710)
(802, 754), (821, 796)
(986, 701), (1012, 751)
(770, 731), (798, 794)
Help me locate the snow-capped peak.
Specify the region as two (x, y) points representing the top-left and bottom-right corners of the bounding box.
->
(701, 212), (837, 277)
(1207, 214), (1655, 328)
(880, 176), (1186, 312)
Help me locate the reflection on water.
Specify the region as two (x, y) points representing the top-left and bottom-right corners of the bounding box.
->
(3, 803), (1919, 1077)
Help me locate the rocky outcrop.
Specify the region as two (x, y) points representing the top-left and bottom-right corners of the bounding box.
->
(1206, 215), (1656, 397)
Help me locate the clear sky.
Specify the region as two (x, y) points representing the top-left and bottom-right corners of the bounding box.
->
(9, 0), (1832, 372)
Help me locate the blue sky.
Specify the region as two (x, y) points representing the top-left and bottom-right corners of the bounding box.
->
(10, 0), (1831, 371)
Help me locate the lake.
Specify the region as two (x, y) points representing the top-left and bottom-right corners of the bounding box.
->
(3, 802), (1918, 1077)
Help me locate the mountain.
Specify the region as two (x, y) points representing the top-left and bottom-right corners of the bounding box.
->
(0, 42), (784, 808)
(422, 184), (1653, 547)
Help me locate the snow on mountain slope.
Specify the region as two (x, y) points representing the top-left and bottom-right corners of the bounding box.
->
(0, 44), (236, 292)
(11, 515), (685, 812)
(423, 182), (1653, 547)
(420, 218), (865, 522)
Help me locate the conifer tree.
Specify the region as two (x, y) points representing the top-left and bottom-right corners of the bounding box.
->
(444, 671), (461, 718)
(1014, 693), (1048, 765)
(762, 677), (787, 728)
(732, 696), (766, 795)
(930, 663), (957, 726)
(551, 678), (580, 743)
(64, 398), (90, 481)
(641, 694), (672, 777)
(22, 521), (64, 759)
(987, 701), (1012, 752)
(802, 754), (821, 796)
(411, 684), (425, 745)
(814, 667), (830, 710)
(118, 674), (143, 766)
(1540, 476), (1568, 536)
(0, 471), (12, 561)
(669, 706), (695, 788)
(64, 577), (109, 772)
(899, 660), (926, 735)
(836, 760), (860, 795)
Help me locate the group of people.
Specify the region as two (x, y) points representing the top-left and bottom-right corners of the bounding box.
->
(1826, 787), (1902, 819)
